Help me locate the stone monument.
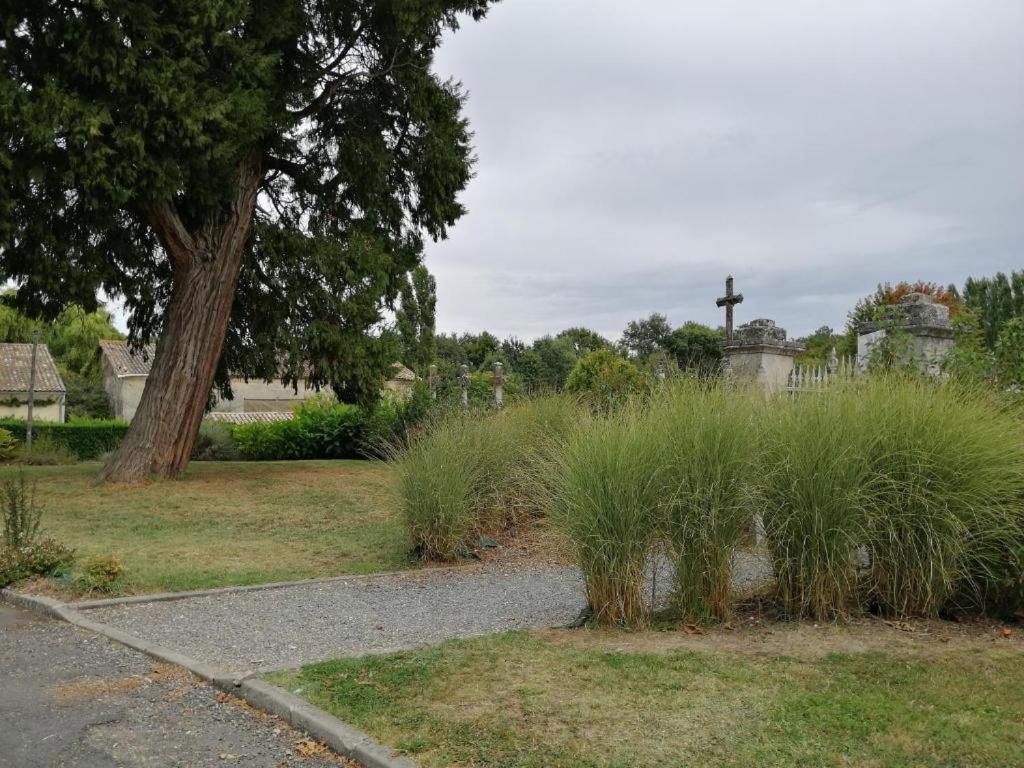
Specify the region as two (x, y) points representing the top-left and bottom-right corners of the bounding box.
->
(723, 318), (805, 393)
(856, 292), (955, 376)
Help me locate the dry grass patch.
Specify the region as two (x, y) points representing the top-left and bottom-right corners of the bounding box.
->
(271, 626), (1024, 768)
(4, 461), (412, 595)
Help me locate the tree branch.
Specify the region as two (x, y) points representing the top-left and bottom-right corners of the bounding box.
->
(140, 200), (195, 271)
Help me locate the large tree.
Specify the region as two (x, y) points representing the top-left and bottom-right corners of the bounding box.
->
(1, 1), (495, 481)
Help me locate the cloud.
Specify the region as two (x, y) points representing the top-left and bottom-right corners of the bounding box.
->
(428, 0), (1024, 340)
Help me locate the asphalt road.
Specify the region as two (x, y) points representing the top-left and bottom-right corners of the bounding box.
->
(0, 604), (350, 768)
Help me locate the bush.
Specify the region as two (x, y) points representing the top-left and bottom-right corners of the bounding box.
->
(191, 421), (240, 461)
(2, 473), (41, 548)
(565, 350), (645, 410)
(0, 538), (75, 587)
(74, 554), (127, 594)
(0, 418), (130, 460)
(0, 428), (14, 463)
(654, 381), (755, 622)
(12, 434), (77, 465)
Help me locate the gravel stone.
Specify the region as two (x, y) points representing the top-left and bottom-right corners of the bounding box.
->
(87, 555), (773, 674)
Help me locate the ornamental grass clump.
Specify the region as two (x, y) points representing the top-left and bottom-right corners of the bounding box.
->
(755, 386), (873, 620)
(394, 397), (583, 561)
(654, 381), (756, 623)
(858, 376), (1024, 617)
(545, 402), (662, 626)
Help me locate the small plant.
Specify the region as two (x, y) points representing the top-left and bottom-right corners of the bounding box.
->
(0, 428), (15, 462)
(13, 435), (77, 465)
(0, 538), (75, 587)
(565, 349), (646, 411)
(75, 554), (127, 593)
(2, 473), (42, 549)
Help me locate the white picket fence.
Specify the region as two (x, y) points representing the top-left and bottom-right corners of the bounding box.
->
(786, 353), (857, 395)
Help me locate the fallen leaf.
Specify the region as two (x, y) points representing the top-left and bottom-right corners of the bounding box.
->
(295, 738), (328, 758)
(1001, 628), (1013, 638)
(683, 624), (705, 635)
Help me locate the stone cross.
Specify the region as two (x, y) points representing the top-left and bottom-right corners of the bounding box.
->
(492, 362), (505, 407)
(428, 364), (439, 400)
(458, 364), (470, 408)
(716, 275), (744, 341)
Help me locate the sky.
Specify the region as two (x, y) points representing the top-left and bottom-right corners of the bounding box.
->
(425, 0), (1024, 341)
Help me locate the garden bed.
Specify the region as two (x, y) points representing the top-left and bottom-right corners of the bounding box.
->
(270, 617), (1024, 767)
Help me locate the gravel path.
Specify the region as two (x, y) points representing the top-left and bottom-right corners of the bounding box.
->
(86, 554), (773, 675)
(0, 604), (349, 768)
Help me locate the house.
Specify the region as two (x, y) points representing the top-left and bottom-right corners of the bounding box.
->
(0, 343), (67, 422)
(98, 340), (417, 422)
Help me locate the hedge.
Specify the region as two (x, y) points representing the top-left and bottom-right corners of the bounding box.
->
(0, 418), (130, 460)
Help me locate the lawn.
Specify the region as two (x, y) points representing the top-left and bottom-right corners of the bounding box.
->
(270, 624), (1024, 768)
(3, 460), (411, 594)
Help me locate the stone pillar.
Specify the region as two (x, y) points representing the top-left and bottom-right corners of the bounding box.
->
(856, 293), (955, 376)
(458, 364), (470, 408)
(492, 362), (505, 407)
(723, 319), (804, 393)
(428, 364), (439, 400)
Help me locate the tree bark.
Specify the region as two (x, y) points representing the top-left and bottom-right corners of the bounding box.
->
(100, 153), (262, 483)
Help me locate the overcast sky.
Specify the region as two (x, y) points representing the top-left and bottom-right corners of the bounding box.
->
(426, 0), (1024, 341)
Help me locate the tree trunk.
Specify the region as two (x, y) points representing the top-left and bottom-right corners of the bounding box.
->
(100, 153), (261, 483)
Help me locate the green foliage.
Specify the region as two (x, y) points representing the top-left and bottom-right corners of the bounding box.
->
(0, 418), (129, 460)
(0, 538), (75, 588)
(396, 265), (438, 376)
(2, 473), (41, 549)
(564, 350), (645, 409)
(995, 316), (1024, 389)
(621, 313), (672, 360)
(191, 422), (241, 462)
(12, 435), (78, 466)
(963, 270), (1024, 350)
(555, 328), (611, 357)
(795, 325), (846, 367)
(0, 428), (14, 463)
(663, 322), (724, 374)
(0, 472), (73, 587)
(74, 554), (127, 594)
(2, 0), (496, 417)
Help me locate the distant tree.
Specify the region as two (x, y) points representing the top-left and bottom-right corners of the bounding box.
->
(1, 1), (496, 481)
(395, 266), (437, 375)
(795, 325), (849, 366)
(463, 332), (500, 371)
(500, 337), (527, 369)
(663, 322), (723, 373)
(963, 271), (1024, 350)
(565, 349), (644, 409)
(620, 313), (672, 359)
(995, 317), (1024, 389)
(555, 327), (611, 356)
(529, 335), (578, 391)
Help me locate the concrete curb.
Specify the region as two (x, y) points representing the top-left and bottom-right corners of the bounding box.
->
(67, 561), (488, 611)
(1, 587), (417, 768)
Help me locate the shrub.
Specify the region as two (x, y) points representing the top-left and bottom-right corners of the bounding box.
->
(0, 538), (75, 587)
(654, 381), (755, 622)
(0, 418), (129, 460)
(12, 434), (77, 465)
(565, 350), (646, 410)
(0, 428), (15, 463)
(191, 421), (240, 461)
(74, 554), (127, 594)
(2, 473), (41, 548)
(754, 385), (873, 620)
(546, 401), (661, 626)
(232, 401), (365, 461)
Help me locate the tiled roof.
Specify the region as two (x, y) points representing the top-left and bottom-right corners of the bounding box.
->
(0, 343), (66, 393)
(98, 339), (155, 377)
(391, 362), (417, 381)
(204, 411), (295, 425)
(99, 340), (418, 384)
